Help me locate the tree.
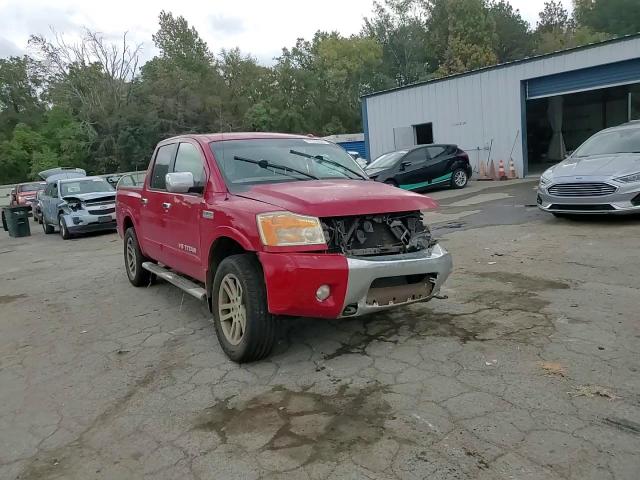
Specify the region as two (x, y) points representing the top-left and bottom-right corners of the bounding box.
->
(535, 0), (609, 54)
(488, 1), (533, 62)
(0, 56), (45, 141)
(431, 0), (498, 76)
(574, 0), (640, 37)
(363, 0), (432, 86)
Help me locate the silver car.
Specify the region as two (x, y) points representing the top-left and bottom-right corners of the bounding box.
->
(537, 121), (640, 215)
(41, 176), (117, 239)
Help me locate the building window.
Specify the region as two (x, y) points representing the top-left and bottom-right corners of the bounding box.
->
(414, 123), (434, 145)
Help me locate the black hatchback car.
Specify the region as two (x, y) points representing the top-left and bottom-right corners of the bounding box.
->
(365, 144), (472, 191)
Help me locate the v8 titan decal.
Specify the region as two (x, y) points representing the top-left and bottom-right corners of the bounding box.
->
(178, 243), (197, 254)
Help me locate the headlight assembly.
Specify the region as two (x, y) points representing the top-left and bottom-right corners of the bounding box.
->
(539, 170), (553, 186)
(257, 212), (326, 247)
(614, 172), (640, 184)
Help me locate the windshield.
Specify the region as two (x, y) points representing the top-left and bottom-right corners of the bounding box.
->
(368, 150), (407, 169)
(60, 178), (114, 196)
(210, 138), (366, 187)
(18, 183), (45, 193)
(573, 128), (640, 157)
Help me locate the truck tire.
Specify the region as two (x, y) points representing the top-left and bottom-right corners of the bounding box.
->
(124, 227), (152, 287)
(42, 216), (55, 234)
(59, 215), (71, 240)
(212, 254), (277, 363)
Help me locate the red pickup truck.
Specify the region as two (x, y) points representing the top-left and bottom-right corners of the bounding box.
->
(116, 133), (452, 362)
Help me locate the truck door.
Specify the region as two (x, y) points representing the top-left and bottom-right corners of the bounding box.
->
(44, 182), (59, 223)
(140, 143), (178, 262)
(162, 141), (208, 282)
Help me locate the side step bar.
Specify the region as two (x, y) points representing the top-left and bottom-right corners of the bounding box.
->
(142, 262), (207, 301)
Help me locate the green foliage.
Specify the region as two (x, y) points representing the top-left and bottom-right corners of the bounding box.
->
(574, 0), (640, 37)
(0, 3), (635, 183)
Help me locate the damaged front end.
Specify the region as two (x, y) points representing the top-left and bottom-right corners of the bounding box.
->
(320, 210), (436, 257)
(320, 210), (451, 316)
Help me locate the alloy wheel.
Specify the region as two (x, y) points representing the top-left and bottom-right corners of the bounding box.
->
(454, 170), (467, 187)
(126, 236), (137, 278)
(218, 273), (246, 346)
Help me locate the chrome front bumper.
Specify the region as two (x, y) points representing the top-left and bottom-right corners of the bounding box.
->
(62, 210), (117, 233)
(537, 179), (640, 214)
(340, 244), (452, 317)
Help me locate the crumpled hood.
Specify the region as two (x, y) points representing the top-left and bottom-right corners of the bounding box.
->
(551, 153), (640, 178)
(62, 192), (115, 203)
(234, 179), (438, 217)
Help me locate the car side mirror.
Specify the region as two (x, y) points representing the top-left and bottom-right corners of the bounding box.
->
(166, 172), (195, 193)
(400, 161), (412, 171)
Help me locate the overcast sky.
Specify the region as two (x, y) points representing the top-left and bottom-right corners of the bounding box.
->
(0, 0), (574, 64)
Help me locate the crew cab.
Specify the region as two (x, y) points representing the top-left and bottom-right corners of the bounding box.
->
(116, 133), (452, 362)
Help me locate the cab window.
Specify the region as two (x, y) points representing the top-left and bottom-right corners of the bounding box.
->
(173, 143), (206, 193)
(150, 144), (177, 190)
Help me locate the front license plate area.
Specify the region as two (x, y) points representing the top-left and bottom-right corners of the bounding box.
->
(98, 215), (112, 223)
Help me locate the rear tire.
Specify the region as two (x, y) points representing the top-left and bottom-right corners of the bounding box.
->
(212, 254), (277, 363)
(451, 168), (468, 189)
(124, 227), (152, 287)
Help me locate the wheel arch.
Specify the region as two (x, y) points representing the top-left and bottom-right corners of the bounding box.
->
(206, 236), (250, 311)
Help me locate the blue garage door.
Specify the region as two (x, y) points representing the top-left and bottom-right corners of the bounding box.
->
(337, 140), (367, 159)
(527, 58), (640, 99)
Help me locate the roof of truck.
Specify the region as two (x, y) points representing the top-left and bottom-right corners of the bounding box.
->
(159, 132), (315, 144)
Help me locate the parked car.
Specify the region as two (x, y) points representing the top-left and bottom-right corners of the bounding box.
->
(366, 144), (472, 191)
(538, 121), (640, 216)
(117, 133), (452, 362)
(348, 150), (368, 169)
(41, 175), (117, 239)
(9, 181), (46, 215)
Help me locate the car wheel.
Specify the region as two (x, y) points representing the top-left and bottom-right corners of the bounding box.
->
(124, 227), (152, 287)
(212, 254), (277, 363)
(1, 211), (7, 232)
(59, 215), (71, 240)
(451, 169), (468, 189)
(42, 217), (55, 234)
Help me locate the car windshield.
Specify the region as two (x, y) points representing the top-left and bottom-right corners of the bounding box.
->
(367, 151), (407, 169)
(60, 178), (114, 196)
(210, 138), (366, 187)
(573, 128), (640, 157)
(18, 183), (45, 193)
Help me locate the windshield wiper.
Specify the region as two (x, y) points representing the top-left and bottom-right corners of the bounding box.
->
(233, 156), (318, 180)
(289, 149), (368, 180)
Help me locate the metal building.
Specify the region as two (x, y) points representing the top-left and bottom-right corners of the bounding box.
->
(362, 34), (640, 177)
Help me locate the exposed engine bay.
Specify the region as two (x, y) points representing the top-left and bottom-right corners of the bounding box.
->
(321, 211), (437, 256)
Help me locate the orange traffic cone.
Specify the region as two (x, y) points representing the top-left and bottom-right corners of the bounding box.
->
(509, 159), (517, 178)
(478, 161), (491, 181)
(498, 159), (507, 180)
(488, 160), (497, 180)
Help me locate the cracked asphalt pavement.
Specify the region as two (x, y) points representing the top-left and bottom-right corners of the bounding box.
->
(1, 179), (639, 479)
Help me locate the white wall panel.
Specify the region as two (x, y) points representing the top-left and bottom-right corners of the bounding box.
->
(364, 36), (640, 176)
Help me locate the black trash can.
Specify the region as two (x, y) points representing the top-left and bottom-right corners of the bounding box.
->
(3, 206), (31, 237)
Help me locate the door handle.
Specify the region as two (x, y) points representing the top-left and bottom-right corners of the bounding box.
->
(141, 197), (148, 205)
(162, 202), (171, 210)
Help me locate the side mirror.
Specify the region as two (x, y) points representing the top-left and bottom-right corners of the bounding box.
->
(400, 161), (412, 171)
(166, 172), (195, 193)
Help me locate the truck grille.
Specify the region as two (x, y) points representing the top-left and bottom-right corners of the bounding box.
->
(88, 207), (115, 215)
(548, 183), (616, 197)
(320, 211), (434, 257)
(83, 197), (116, 206)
